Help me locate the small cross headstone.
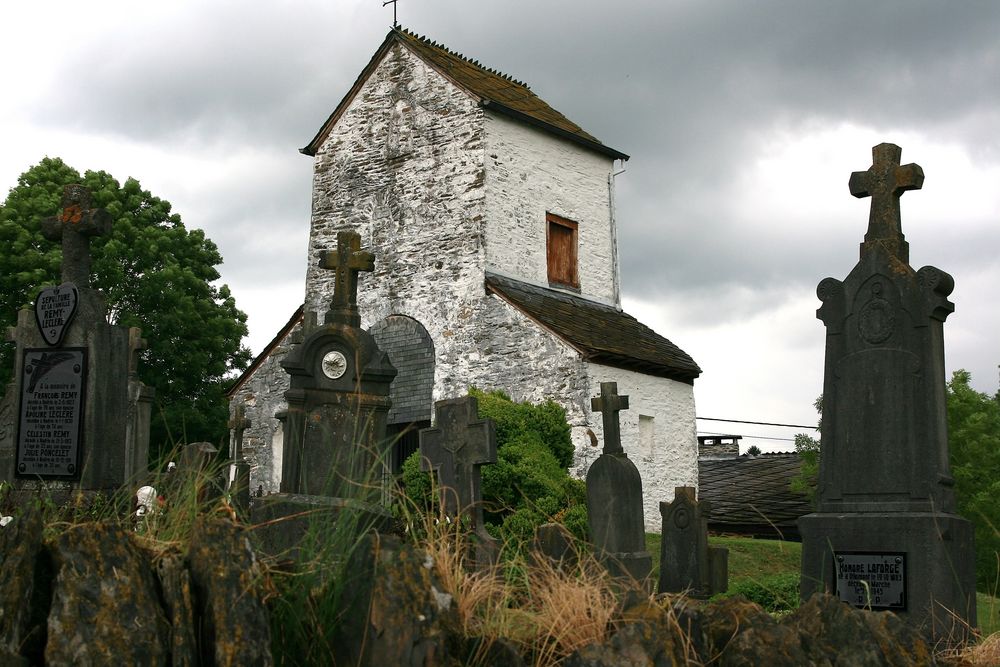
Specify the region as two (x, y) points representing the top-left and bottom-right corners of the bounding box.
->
(318, 231), (375, 327)
(228, 404), (252, 520)
(127, 327), (147, 378)
(585, 382), (651, 584)
(419, 396), (499, 566)
(39, 184), (112, 288)
(658, 486), (727, 598)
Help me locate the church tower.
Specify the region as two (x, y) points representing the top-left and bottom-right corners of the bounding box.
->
(230, 28), (701, 530)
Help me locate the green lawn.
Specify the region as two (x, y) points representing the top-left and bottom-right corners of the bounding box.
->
(646, 533), (999, 635)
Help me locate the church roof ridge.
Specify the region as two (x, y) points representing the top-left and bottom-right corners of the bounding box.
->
(302, 27), (629, 161)
(394, 27), (531, 89)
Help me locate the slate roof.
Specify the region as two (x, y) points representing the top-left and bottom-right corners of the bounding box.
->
(697, 454), (813, 540)
(303, 27), (628, 161)
(225, 306), (303, 398)
(485, 273), (701, 383)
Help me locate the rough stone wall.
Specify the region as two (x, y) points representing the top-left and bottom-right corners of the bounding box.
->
(229, 331), (294, 495)
(305, 43), (488, 326)
(483, 113), (619, 305)
(583, 364), (699, 533)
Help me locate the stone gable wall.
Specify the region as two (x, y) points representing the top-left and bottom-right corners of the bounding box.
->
(483, 113), (619, 305)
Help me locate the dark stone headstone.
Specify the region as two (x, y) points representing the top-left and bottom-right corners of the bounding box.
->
(532, 522), (577, 570)
(1, 185), (153, 495)
(254, 231), (395, 558)
(799, 143), (976, 642)
(585, 382), (652, 584)
(658, 486), (727, 598)
(419, 396), (499, 567)
(278, 231), (395, 500)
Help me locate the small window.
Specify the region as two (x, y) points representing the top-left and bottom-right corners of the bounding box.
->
(546, 212), (579, 288)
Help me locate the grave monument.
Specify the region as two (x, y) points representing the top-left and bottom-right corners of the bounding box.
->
(227, 403), (252, 520)
(0, 185), (153, 495)
(799, 143), (976, 640)
(253, 231), (396, 554)
(658, 486), (727, 598)
(419, 396), (500, 566)
(586, 382), (652, 583)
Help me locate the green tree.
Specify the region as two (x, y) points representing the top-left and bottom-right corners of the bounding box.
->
(947, 369), (1000, 592)
(0, 157), (251, 459)
(790, 395), (822, 507)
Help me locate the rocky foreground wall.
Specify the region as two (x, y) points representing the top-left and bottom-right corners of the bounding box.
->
(0, 511), (939, 666)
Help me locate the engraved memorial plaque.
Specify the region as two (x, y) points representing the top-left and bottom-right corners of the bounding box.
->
(16, 348), (87, 478)
(835, 552), (906, 610)
(34, 283), (79, 346)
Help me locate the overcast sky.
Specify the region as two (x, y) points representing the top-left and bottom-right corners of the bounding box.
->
(2, 1), (998, 451)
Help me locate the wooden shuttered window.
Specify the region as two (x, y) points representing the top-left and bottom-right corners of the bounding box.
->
(546, 212), (579, 288)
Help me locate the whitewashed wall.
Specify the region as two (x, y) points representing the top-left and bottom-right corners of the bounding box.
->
(483, 113), (619, 305)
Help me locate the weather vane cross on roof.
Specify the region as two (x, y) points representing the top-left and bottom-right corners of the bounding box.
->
(382, 0), (399, 28)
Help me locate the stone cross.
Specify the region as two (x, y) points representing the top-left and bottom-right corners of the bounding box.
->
(127, 327), (147, 378)
(318, 231), (374, 327)
(228, 403), (251, 461)
(39, 184), (112, 288)
(420, 396), (499, 564)
(848, 143), (923, 263)
(591, 382), (629, 455)
(228, 404), (252, 520)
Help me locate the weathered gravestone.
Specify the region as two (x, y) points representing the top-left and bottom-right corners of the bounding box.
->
(658, 486), (727, 598)
(0, 185), (154, 496)
(799, 143), (976, 641)
(253, 231), (396, 555)
(228, 403), (252, 520)
(419, 396), (500, 567)
(586, 382), (652, 584)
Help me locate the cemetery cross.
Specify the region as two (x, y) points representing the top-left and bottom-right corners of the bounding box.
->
(591, 381), (629, 455)
(228, 403), (251, 460)
(420, 397), (496, 522)
(848, 143), (924, 263)
(127, 327), (147, 378)
(39, 184), (112, 288)
(318, 231), (375, 327)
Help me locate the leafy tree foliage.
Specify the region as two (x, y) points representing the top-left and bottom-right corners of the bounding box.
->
(791, 395), (822, 507)
(947, 369), (1000, 592)
(401, 388), (587, 546)
(0, 157), (250, 458)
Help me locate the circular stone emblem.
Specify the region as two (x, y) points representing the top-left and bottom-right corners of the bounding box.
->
(321, 350), (348, 379)
(858, 297), (894, 344)
(673, 507), (690, 529)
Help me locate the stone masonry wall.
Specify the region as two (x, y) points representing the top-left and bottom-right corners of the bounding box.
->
(483, 112), (619, 305)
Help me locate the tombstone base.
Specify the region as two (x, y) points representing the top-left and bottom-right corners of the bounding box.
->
(799, 511), (976, 643)
(251, 493), (394, 561)
(601, 550), (653, 588)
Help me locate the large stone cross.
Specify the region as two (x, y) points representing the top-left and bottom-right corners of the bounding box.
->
(40, 184), (112, 288)
(849, 143), (923, 263)
(318, 231), (374, 327)
(419, 396), (499, 565)
(591, 381), (629, 455)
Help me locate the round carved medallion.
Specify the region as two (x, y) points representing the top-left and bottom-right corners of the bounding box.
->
(321, 350), (348, 379)
(673, 506), (690, 529)
(858, 290), (894, 344)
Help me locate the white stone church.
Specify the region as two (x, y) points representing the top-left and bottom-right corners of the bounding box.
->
(228, 27), (702, 531)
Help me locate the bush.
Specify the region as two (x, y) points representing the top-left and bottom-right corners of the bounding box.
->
(399, 389), (586, 547)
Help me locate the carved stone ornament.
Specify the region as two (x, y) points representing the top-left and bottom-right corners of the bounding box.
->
(320, 350), (348, 379)
(857, 282), (894, 345)
(34, 282), (79, 346)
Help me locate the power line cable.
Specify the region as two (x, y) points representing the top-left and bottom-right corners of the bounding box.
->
(696, 416), (817, 430)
